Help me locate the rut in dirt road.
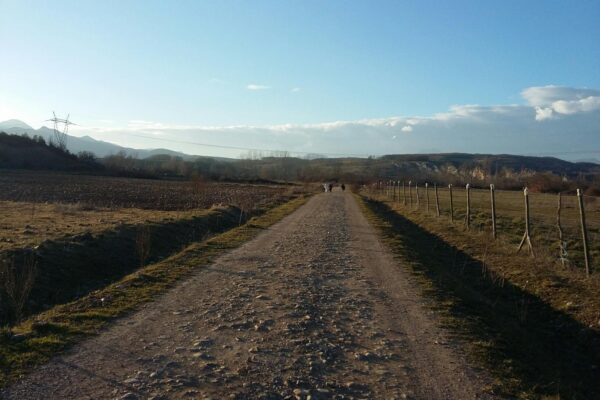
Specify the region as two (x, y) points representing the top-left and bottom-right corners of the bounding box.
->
(2, 191), (495, 399)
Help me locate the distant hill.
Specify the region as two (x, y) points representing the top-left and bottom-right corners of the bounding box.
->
(0, 119), (33, 130)
(0, 120), (201, 160)
(0, 132), (102, 171)
(248, 152), (600, 186)
(380, 153), (600, 177)
(2, 118), (599, 188)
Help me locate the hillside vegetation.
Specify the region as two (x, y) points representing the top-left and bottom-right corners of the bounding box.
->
(0, 132), (101, 171)
(2, 132), (600, 192)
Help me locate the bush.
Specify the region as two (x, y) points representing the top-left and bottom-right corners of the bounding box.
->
(526, 172), (574, 193)
(0, 253), (37, 325)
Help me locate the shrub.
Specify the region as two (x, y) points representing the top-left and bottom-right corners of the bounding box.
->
(0, 253), (37, 324)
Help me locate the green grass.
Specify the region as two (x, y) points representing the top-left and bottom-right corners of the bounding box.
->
(357, 193), (600, 399)
(0, 195), (310, 388)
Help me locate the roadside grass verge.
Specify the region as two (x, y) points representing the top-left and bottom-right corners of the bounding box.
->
(1, 206), (241, 325)
(0, 195), (310, 388)
(357, 194), (600, 399)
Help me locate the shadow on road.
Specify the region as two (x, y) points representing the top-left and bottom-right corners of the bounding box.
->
(364, 198), (600, 399)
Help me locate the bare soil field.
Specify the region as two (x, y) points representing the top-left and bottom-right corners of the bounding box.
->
(0, 170), (289, 210)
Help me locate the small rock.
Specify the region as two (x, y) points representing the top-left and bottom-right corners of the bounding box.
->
(192, 352), (213, 360)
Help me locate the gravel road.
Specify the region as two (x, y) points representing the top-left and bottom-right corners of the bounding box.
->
(2, 191), (495, 399)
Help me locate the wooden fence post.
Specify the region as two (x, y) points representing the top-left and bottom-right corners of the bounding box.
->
(425, 183), (430, 214)
(557, 192), (568, 268)
(435, 183), (440, 217)
(409, 181), (413, 207)
(517, 187), (535, 257)
(403, 181), (407, 205)
(490, 184), (497, 239)
(577, 189), (591, 276)
(398, 180), (402, 203)
(449, 184), (454, 223)
(416, 184), (420, 209)
(465, 184), (471, 229)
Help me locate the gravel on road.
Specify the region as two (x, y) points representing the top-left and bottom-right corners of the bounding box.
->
(1, 191), (495, 399)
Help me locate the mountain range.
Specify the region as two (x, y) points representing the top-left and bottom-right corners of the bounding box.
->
(1, 119), (598, 179)
(0, 119), (199, 160)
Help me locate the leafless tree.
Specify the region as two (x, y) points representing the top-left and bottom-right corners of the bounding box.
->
(0, 253), (37, 323)
(135, 227), (152, 268)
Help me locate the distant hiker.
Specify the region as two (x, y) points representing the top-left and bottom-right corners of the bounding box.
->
(341, 184), (346, 191)
(323, 183), (328, 192)
(328, 183), (333, 192)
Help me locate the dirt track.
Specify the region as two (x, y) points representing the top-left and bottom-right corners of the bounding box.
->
(2, 191), (495, 399)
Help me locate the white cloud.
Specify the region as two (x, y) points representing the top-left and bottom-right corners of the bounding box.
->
(291, 87), (301, 93)
(523, 86), (600, 121)
(65, 85), (600, 160)
(522, 85), (600, 106)
(246, 84), (270, 91)
(535, 107), (554, 121)
(553, 96), (600, 114)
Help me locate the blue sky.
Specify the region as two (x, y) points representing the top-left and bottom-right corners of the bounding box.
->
(1, 0), (599, 159)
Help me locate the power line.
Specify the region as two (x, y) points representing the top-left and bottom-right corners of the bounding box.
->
(118, 132), (376, 158)
(74, 125), (600, 159)
(117, 133), (600, 158)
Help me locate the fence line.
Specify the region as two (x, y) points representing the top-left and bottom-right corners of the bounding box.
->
(371, 179), (598, 276)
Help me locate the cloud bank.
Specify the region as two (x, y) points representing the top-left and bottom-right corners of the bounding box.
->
(522, 85), (600, 121)
(72, 85), (600, 161)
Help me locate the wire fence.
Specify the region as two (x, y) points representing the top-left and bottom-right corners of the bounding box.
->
(368, 180), (600, 276)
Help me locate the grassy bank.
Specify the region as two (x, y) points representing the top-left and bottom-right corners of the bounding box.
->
(2, 206), (247, 324)
(357, 194), (600, 399)
(0, 195), (310, 388)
